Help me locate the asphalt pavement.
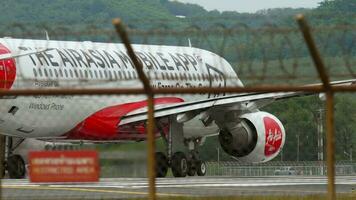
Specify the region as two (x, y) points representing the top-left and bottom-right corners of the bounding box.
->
(2, 176), (356, 199)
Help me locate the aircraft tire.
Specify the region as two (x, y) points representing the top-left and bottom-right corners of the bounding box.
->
(7, 154), (26, 179)
(187, 160), (196, 176)
(171, 152), (187, 177)
(155, 152), (168, 178)
(196, 160), (207, 176)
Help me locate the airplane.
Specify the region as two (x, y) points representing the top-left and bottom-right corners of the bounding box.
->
(0, 37), (354, 179)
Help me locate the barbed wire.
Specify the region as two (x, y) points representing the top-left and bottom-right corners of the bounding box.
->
(1, 12), (355, 28)
(0, 22), (355, 87)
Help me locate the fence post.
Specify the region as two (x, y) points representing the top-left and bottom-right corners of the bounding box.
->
(296, 14), (335, 200)
(112, 18), (156, 200)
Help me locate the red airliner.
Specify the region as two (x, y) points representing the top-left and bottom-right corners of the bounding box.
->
(0, 38), (354, 178)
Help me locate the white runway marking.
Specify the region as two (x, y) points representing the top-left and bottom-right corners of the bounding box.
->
(2, 176), (356, 189)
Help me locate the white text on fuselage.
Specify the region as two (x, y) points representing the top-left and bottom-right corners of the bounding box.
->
(34, 81), (59, 87)
(29, 102), (64, 111)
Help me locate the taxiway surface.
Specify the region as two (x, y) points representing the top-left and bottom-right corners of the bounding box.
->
(2, 176), (356, 199)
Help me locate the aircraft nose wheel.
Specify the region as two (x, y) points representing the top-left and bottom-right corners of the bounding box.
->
(196, 160), (207, 176)
(155, 152), (168, 178)
(7, 154), (26, 179)
(171, 152), (188, 177)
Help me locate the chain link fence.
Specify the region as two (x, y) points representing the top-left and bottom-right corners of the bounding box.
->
(0, 15), (355, 200)
(0, 21), (355, 86)
(206, 161), (356, 177)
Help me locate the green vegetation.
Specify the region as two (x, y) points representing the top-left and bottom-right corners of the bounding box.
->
(1, 0), (354, 29)
(0, 0), (178, 25)
(314, 0), (356, 24)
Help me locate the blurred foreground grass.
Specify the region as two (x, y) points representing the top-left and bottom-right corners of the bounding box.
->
(148, 194), (356, 200)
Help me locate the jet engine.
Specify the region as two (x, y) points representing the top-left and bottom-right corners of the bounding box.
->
(218, 111), (285, 163)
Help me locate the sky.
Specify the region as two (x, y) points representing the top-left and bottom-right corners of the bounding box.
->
(175, 0), (322, 13)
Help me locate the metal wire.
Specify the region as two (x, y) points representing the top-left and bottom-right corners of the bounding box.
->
(0, 15), (355, 200)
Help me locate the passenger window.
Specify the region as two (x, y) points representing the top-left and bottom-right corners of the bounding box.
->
(59, 69), (63, 77)
(69, 69), (73, 78)
(208, 75), (213, 82)
(112, 71), (117, 80)
(74, 70), (79, 78)
(118, 71), (122, 79)
(205, 74), (210, 81)
(38, 68), (43, 77)
(53, 69), (58, 78)
(44, 68), (48, 77)
(179, 73), (183, 80)
(108, 71), (112, 80)
(123, 71), (127, 80)
(33, 68), (37, 77)
(99, 70), (103, 79)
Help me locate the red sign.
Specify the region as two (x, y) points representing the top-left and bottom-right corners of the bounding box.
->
(264, 117), (283, 156)
(29, 150), (99, 182)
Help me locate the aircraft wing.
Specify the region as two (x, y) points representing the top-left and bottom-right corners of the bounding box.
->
(119, 79), (356, 126)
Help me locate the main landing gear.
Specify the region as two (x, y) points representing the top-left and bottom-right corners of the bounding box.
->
(186, 150), (207, 177)
(155, 150), (206, 178)
(155, 117), (207, 178)
(5, 137), (26, 179)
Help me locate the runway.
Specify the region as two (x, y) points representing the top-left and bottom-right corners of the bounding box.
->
(2, 176), (356, 199)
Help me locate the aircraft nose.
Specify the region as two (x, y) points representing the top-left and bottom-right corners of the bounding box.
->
(0, 44), (16, 89)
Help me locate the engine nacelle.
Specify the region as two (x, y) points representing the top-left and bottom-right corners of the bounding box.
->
(219, 111), (285, 163)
